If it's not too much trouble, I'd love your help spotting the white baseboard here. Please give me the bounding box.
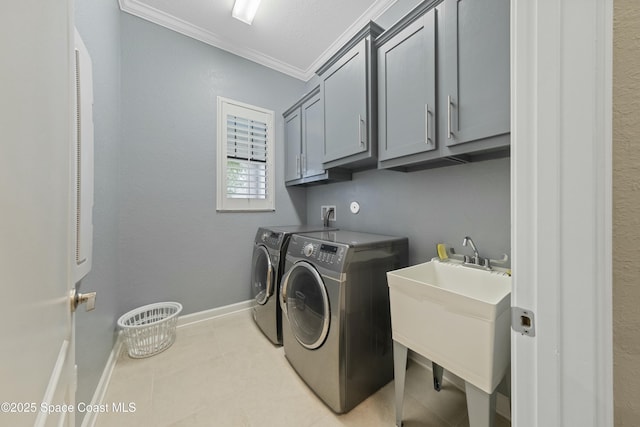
[80,333,124,427]
[177,299,254,328]
[408,351,511,421]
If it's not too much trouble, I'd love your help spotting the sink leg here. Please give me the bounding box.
[465,381,497,427]
[432,362,444,391]
[393,341,408,427]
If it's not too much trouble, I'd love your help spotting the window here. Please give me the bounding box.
[216,97,275,211]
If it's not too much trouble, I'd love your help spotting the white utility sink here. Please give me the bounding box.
[387,260,511,394]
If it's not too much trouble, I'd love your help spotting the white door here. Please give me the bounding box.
[0,1,77,426]
[511,0,613,426]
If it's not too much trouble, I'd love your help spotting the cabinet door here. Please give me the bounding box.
[322,39,368,163]
[284,109,302,182]
[442,0,510,147]
[301,92,325,178]
[378,10,437,161]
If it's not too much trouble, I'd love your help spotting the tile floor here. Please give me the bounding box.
[96,310,511,427]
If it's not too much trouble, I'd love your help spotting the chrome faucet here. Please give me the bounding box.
[462,236,479,263]
[462,236,491,269]
[323,207,335,227]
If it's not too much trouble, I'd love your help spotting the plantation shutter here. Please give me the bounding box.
[226,115,268,199]
[217,97,275,211]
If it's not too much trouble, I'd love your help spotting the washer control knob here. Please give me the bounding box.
[303,243,314,257]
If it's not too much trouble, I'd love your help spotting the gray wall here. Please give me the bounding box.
[74,0,122,417]
[306,158,511,266]
[118,13,307,316]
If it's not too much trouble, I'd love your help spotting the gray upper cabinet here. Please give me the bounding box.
[285,0,510,181]
[301,91,325,178]
[284,107,302,183]
[283,87,351,186]
[378,8,437,168]
[376,0,510,171]
[317,22,383,170]
[441,0,510,156]
[323,40,366,163]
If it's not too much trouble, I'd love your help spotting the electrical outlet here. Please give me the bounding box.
[321,205,336,222]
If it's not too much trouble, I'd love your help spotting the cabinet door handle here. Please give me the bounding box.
[296,155,300,176]
[447,95,453,139]
[358,115,366,148]
[301,154,306,174]
[425,104,432,144]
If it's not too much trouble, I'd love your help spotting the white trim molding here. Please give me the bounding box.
[80,335,124,427]
[304,0,397,79]
[216,97,275,212]
[177,300,253,328]
[118,0,397,81]
[35,340,71,427]
[510,0,613,426]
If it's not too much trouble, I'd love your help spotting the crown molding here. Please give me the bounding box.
[305,0,396,77]
[118,0,308,80]
[118,0,397,81]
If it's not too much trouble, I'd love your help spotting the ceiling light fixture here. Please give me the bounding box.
[232,0,262,25]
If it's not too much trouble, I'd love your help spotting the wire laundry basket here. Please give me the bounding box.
[117,302,183,358]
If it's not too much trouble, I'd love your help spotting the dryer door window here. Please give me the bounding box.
[282,262,330,349]
[252,245,273,305]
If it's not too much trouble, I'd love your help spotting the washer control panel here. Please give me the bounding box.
[303,243,315,257]
[301,242,318,258]
[318,244,340,264]
[297,240,346,269]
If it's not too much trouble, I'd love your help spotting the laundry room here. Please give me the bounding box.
[78,0,516,423]
[2,0,624,426]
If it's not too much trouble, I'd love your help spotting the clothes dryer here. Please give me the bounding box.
[251,225,336,345]
[280,230,408,413]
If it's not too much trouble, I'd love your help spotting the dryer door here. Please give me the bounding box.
[281,261,330,349]
[251,245,274,305]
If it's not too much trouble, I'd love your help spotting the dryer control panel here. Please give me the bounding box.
[256,228,284,250]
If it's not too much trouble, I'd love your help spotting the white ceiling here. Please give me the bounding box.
[119,0,397,81]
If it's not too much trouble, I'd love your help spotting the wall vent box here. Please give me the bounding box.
[321,205,336,221]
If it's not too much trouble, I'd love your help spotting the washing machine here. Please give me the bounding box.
[251,225,336,345]
[280,230,408,413]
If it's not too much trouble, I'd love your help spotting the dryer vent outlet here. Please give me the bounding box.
[321,205,336,222]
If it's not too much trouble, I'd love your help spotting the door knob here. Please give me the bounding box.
[70,288,97,312]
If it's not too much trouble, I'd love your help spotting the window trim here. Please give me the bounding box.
[216,96,275,212]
